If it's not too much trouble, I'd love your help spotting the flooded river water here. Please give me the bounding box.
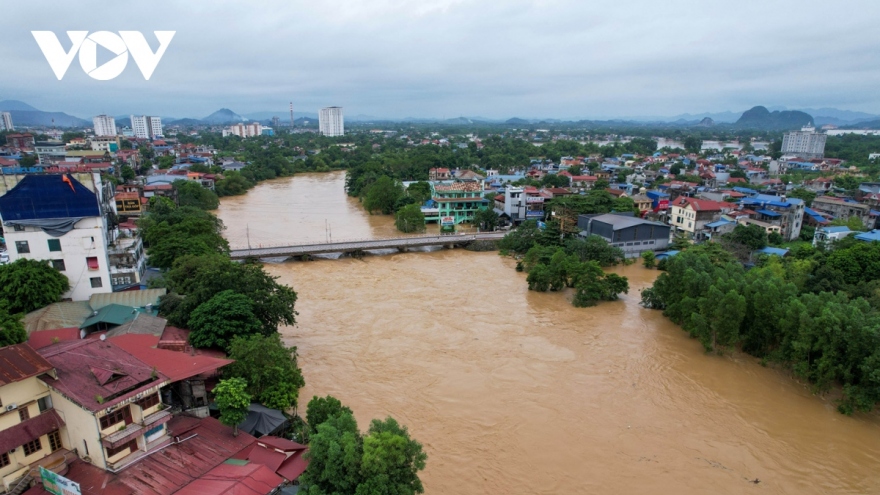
[217,172,880,494]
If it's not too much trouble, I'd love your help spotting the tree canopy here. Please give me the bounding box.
[187,290,263,349]
[226,334,305,410]
[0,259,70,314]
[395,204,426,233]
[214,378,251,436]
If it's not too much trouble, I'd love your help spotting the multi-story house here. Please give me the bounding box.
[6,134,35,150]
[33,142,66,165]
[739,194,806,241]
[669,197,735,238]
[0,344,68,494]
[810,196,872,229]
[38,339,171,472]
[502,186,545,224]
[432,180,489,226]
[0,175,113,300]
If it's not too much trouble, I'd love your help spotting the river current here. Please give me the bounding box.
[216,172,880,494]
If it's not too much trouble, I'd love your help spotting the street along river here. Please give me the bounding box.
[217,172,880,494]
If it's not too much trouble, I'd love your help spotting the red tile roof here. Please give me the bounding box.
[570,175,598,181]
[727,177,747,183]
[175,461,283,495]
[0,410,65,453]
[258,436,306,452]
[0,344,54,385]
[110,334,232,382]
[674,197,729,212]
[28,328,81,350]
[38,339,168,412]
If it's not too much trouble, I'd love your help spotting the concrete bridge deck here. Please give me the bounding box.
[228,232,506,260]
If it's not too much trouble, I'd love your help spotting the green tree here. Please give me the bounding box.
[787,188,816,207]
[157,155,175,169]
[214,377,251,437]
[226,334,305,410]
[395,204,426,233]
[473,208,499,231]
[307,395,354,435]
[406,181,432,204]
[363,176,404,214]
[358,417,428,495]
[593,178,610,190]
[0,259,70,314]
[641,250,656,268]
[830,215,868,232]
[768,232,784,246]
[188,290,263,349]
[498,220,541,254]
[0,303,27,347]
[162,255,298,334]
[139,202,229,269]
[726,224,768,251]
[684,136,703,153]
[120,165,136,182]
[302,412,364,495]
[173,180,220,210]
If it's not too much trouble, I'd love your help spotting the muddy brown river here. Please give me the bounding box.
[217,172,880,494]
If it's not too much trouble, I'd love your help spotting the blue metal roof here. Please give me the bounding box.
[705,220,734,228]
[822,226,852,233]
[756,209,781,218]
[0,174,100,221]
[855,230,880,242]
[732,187,758,195]
[656,250,680,259]
[756,247,789,256]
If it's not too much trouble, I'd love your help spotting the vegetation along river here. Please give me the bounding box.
[216,171,880,494]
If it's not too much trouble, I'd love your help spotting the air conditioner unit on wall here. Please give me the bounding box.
[6,404,17,412]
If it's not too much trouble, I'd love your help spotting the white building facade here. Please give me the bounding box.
[93,115,117,137]
[0,111,12,131]
[781,126,826,159]
[131,116,164,139]
[319,107,344,137]
[222,122,263,138]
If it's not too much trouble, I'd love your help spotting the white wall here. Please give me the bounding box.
[4,217,112,301]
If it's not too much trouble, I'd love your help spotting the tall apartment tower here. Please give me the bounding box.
[131,116,164,139]
[319,107,344,137]
[0,112,13,131]
[781,126,826,159]
[93,115,117,137]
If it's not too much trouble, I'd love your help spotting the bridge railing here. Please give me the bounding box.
[228,232,505,253]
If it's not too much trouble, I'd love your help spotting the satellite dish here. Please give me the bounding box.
[100,334,106,341]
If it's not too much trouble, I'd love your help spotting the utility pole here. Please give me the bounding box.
[290,102,294,129]
[247,224,251,250]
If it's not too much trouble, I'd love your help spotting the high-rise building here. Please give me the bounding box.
[93,115,117,137]
[222,122,263,138]
[0,111,13,131]
[130,115,164,139]
[781,126,826,159]
[319,107,344,137]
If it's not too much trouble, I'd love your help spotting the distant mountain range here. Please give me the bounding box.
[2,99,879,130]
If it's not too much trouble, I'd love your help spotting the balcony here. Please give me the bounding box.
[525,196,544,203]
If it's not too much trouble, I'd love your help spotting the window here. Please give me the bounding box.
[137,393,161,411]
[48,430,62,452]
[0,452,8,468]
[38,396,53,413]
[90,277,103,288]
[18,407,29,421]
[15,241,29,254]
[99,406,132,430]
[87,256,99,270]
[51,259,66,271]
[48,239,62,252]
[22,438,42,456]
[106,439,137,458]
[13,225,24,232]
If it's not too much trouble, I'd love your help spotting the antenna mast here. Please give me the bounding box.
[290,102,294,129]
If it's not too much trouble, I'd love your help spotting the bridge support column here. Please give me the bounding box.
[400,247,408,253]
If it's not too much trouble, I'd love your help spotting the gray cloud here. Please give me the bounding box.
[1,0,879,119]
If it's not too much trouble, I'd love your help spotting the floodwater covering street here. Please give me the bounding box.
[217,172,880,494]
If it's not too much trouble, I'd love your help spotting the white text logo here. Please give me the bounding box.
[32,31,175,81]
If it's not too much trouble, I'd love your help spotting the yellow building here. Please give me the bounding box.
[37,339,171,472]
[0,344,69,493]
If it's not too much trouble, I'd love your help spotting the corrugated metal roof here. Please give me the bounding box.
[0,343,54,385]
[175,462,283,495]
[80,304,138,329]
[89,289,166,311]
[24,301,92,334]
[111,334,232,382]
[0,410,65,453]
[28,327,81,350]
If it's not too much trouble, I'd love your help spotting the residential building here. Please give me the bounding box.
[222,122,263,138]
[429,168,451,181]
[781,126,826,159]
[739,194,806,241]
[0,175,112,300]
[0,112,12,131]
[319,107,344,137]
[130,116,163,139]
[432,180,489,225]
[577,213,670,257]
[737,217,782,236]
[6,134,34,150]
[811,196,872,229]
[0,344,68,494]
[813,226,855,247]
[38,339,171,472]
[669,197,735,238]
[92,115,117,137]
[33,142,66,165]
[90,136,120,152]
[502,185,545,224]
[855,230,880,242]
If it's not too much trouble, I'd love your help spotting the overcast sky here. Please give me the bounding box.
[1,0,879,120]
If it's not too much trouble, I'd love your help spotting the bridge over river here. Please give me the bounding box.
[228,232,507,260]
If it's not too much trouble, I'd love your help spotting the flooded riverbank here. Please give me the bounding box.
[217,173,880,494]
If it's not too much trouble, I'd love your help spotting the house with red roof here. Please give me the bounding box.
[231,436,310,483]
[670,197,735,237]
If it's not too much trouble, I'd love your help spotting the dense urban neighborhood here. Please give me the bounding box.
[1,106,880,493]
